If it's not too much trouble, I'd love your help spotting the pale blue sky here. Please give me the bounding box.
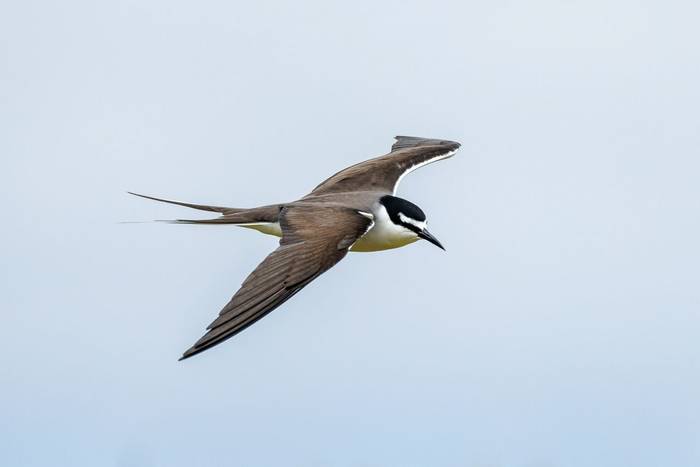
[2,1,699,466]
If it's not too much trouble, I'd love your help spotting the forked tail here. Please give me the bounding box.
[128,192,281,224]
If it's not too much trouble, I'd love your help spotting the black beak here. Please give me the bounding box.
[418,229,445,251]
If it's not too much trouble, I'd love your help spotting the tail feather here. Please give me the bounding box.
[129,192,282,225]
[127,192,235,214]
[158,217,251,224]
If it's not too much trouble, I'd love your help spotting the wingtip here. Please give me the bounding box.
[392,136,461,151]
[179,344,200,361]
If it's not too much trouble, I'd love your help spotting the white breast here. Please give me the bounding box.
[349,204,418,252]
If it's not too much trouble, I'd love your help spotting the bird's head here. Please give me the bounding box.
[379,195,445,250]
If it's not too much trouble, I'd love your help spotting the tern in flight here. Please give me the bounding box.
[131,136,460,360]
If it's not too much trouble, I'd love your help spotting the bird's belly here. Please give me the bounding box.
[349,223,418,252]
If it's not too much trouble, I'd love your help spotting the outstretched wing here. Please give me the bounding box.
[309,136,460,196]
[179,205,374,360]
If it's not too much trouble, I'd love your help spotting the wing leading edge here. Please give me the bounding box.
[309,135,460,196]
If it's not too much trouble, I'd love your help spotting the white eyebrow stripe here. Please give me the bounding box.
[398,212,427,230]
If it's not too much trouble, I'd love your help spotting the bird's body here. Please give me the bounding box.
[235,192,420,252]
[131,136,460,359]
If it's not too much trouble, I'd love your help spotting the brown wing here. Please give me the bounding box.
[179,205,374,360]
[309,136,460,196]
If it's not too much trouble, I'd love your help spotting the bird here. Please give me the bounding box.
[130,135,461,360]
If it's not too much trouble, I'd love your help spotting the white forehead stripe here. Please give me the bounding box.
[398,212,427,230]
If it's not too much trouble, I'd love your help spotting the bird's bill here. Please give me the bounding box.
[418,229,445,251]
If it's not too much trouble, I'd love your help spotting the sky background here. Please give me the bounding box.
[2,1,699,466]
